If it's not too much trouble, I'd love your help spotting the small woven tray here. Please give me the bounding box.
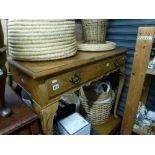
[77,41,116,51]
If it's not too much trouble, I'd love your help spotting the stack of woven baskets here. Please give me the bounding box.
[8,20,77,61]
[78,19,116,51]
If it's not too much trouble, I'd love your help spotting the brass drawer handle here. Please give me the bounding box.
[70,73,81,84]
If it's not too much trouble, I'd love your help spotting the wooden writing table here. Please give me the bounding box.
[8,48,127,134]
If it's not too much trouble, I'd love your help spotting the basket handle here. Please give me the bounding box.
[79,87,89,113]
[79,87,87,98]
[99,82,111,93]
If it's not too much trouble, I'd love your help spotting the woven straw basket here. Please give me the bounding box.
[8,20,77,61]
[82,19,108,44]
[77,41,116,51]
[79,85,115,125]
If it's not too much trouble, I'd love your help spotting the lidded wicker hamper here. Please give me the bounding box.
[8,20,77,61]
[81,19,108,44]
[79,82,115,125]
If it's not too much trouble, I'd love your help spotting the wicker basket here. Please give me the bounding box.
[82,19,108,44]
[77,41,116,51]
[8,20,77,61]
[79,85,115,125]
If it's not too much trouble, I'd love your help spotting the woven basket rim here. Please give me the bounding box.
[9,45,77,55]
[10,49,77,61]
[91,92,115,106]
[78,41,116,46]
[82,19,108,22]
[8,20,75,26]
[82,20,108,25]
[10,48,76,56]
[10,48,76,59]
[9,48,77,56]
[77,41,116,51]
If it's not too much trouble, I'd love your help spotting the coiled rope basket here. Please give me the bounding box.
[8,20,77,61]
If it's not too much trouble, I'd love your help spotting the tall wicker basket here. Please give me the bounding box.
[79,86,115,125]
[82,19,108,44]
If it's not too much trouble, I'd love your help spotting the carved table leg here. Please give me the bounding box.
[34,101,59,135]
[114,66,125,118]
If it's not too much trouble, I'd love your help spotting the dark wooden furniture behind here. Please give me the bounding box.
[0,84,42,135]
[8,48,127,134]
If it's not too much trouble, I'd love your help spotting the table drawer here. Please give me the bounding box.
[46,54,125,99]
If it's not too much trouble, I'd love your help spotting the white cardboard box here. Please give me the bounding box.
[57,112,91,135]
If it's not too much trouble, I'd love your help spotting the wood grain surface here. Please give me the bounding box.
[8,48,127,134]
[8,48,127,79]
[0,84,41,135]
[121,27,155,134]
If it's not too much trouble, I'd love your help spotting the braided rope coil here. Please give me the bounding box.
[8,20,77,61]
